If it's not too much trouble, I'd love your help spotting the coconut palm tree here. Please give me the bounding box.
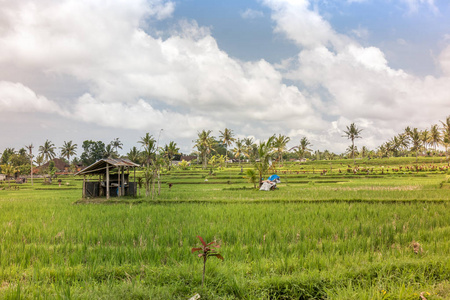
[441,116,450,158]
[104,144,118,159]
[138,133,157,167]
[111,138,123,154]
[273,134,290,163]
[243,137,256,162]
[126,146,141,164]
[343,123,363,164]
[194,130,216,169]
[408,128,422,163]
[232,138,246,167]
[219,128,235,167]
[254,136,275,186]
[421,129,430,155]
[290,137,312,162]
[0,162,17,188]
[163,141,180,170]
[60,141,77,165]
[25,144,34,185]
[39,140,56,163]
[429,124,441,153]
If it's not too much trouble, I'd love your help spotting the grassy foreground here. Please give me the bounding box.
[1,159,450,299]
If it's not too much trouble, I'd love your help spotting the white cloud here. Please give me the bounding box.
[0,81,64,114]
[400,0,438,14]
[0,0,448,154]
[263,0,450,150]
[240,8,264,19]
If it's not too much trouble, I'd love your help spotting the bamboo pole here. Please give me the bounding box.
[106,165,110,199]
[82,175,86,198]
[117,166,121,198]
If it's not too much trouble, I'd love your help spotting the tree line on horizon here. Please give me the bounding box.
[1,116,449,181]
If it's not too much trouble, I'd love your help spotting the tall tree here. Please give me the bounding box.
[138,133,158,197]
[111,138,123,154]
[60,141,77,165]
[343,123,363,164]
[0,162,17,188]
[219,128,235,167]
[163,141,180,170]
[39,140,56,163]
[429,124,441,153]
[421,129,430,154]
[104,144,118,159]
[254,135,275,187]
[273,134,290,163]
[80,140,106,166]
[138,134,156,167]
[441,116,450,158]
[243,137,256,162]
[1,148,16,164]
[408,128,422,163]
[126,146,141,164]
[25,144,34,185]
[194,130,216,170]
[290,137,312,161]
[232,138,245,167]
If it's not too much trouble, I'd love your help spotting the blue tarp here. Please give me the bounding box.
[268,174,280,181]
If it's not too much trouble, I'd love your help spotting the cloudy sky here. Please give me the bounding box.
[1,0,449,156]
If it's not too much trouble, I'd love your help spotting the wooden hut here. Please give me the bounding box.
[75,158,140,199]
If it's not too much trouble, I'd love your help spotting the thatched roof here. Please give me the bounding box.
[75,158,140,176]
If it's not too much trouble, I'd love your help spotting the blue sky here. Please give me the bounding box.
[0,0,449,157]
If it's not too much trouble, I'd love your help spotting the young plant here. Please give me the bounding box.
[191,236,224,287]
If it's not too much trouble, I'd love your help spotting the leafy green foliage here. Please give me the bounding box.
[80,140,106,166]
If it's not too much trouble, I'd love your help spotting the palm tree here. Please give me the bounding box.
[408,128,422,163]
[273,134,290,163]
[290,137,312,162]
[421,129,430,155]
[194,130,216,169]
[138,133,157,167]
[441,116,450,158]
[111,138,123,154]
[243,137,256,162]
[232,138,246,167]
[60,141,77,165]
[254,136,275,186]
[104,144,118,159]
[0,162,17,188]
[25,144,34,185]
[35,154,44,168]
[244,169,258,189]
[39,140,56,163]
[126,146,141,164]
[429,124,441,153]
[163,141,180,170]
[360,146,369,158]
[219,128,235,167]
[343,123,363,164]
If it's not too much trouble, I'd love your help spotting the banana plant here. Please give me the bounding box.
[191,236,223,287]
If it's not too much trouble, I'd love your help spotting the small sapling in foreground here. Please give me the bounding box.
[191,236,224,287]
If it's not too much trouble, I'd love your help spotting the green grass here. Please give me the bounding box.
[1,159,450,299]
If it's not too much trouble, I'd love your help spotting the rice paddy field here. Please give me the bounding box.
[1,157,450,299]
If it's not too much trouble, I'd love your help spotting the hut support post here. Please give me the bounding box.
[118,166,121,197]
[122,167,125,196]
[106,165,110,199]
[133,167,136,197]
[82,175,86,198]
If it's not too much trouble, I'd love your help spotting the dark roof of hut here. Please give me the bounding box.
[75,158,140,176]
